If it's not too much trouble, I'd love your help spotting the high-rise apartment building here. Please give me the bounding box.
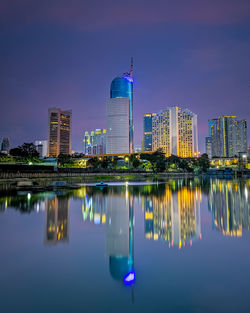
[106,98,129,154]
[205,137,212,159]
[152,106,198,157]
[209,116,247,157]
[35,140,48,157]
[143,113,156,151]
[48,108,72,157]
[83,129,106,155]
[110,59,134,152]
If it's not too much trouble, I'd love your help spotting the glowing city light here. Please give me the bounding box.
[124,76,133,83]
[123,271,135,285]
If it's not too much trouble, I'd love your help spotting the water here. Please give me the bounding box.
[0,178,250,313]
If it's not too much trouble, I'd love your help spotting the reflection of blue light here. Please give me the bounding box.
[124,76,133,83]
[123,271,135,285]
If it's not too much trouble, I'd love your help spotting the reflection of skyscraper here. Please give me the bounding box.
[143,186,201,247]
[106,196,134,283]
[208,180,250,236]
[45,197,69,245]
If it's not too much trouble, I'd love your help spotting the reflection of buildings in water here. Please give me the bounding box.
[81,191,134,283]
[82,193,107,225]
[106,196,134,282]
[45,197,69,245]
[143,187,201,248]
[208,180,250,236]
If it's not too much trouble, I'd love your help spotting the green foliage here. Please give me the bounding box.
[86,157,101,169]
[197,153,210,172]
[9,143,39,158]
[129,154,140,168]
[57,154,74,167]
[141,150,166,173]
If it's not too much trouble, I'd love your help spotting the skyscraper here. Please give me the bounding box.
[106,98,129,154]
[143,113,156,151]
[205,137,212,159]
[209,116,247,157]
[110,59,134,152]
[48,108,72,157]
[152,106,198,157]
[83,129,106,155]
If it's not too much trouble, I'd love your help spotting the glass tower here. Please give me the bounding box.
[110,59,134,152]
[143,113,156,151]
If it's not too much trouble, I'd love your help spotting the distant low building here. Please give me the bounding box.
[1,137,10,154]
[35,140,48,157]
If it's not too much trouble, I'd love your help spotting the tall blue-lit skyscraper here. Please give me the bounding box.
[110,59,134,153]
[143,113,156,151]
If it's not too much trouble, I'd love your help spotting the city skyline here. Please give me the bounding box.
[1,1,250,152]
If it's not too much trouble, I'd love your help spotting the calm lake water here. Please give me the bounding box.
[0,178,250,313]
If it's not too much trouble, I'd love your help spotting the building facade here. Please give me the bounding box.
[143,113,156,151]
[35,140,48,157]
[205,136,212,159]
[106,98,129,154]
[48,108,72,157]
[209,116,247,158]
[1,137,10,153]
[152,106,198,157]
[110,59,133,152]
[83,129,106,155]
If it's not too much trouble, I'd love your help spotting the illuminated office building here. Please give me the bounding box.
[106,98,129,154]
[83,129,106,155]
[209,116,247,157]
[152,106,198,157]
[109,59,134,153]
[48,108,72,157]
[45,197,69,245]
[143,113,156,151]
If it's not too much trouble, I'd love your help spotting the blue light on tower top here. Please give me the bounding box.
[124,76,134,83]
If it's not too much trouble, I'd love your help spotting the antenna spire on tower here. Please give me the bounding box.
[130,57,133,77]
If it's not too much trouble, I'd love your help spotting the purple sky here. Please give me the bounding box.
[1,0,250,152]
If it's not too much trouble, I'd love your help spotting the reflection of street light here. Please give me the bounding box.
[124,156,129,162]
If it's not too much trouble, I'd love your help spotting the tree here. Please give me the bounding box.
[57,154,74,167]
[129,154,140,169]
[9,143,39,158]
[86,157,101,169]
[197,153,210,172]
[140,150,166,173]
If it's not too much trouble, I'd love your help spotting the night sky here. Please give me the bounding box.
[1,0,250,152]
